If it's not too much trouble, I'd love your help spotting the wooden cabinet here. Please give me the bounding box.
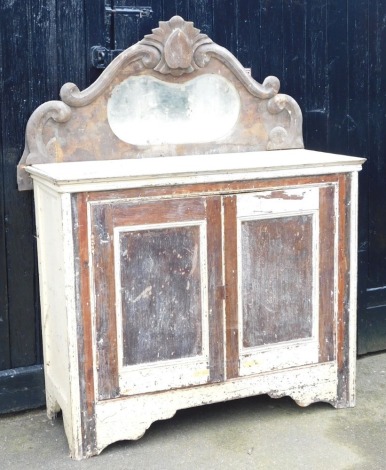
[27,151,364,459]
[18,15,365,460]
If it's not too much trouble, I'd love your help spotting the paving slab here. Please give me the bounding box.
[1,353,385,470]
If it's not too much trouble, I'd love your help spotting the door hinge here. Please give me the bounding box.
[91,5,153,69]
[105,6,152,17]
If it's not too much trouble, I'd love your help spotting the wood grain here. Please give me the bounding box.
[241,215,314,347]
[206,197,224,382]
[336,174,352,406]
[223,195,239,379]
[120,225,203,365]
[91,203,119,399]
[72,192,97,456]
[319,185,336,362]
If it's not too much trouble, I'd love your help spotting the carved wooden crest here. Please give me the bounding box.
[18,15,304,190]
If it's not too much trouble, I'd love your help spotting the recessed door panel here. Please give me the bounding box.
[119,225,203,366]
[241,214,314,348]
[223,186,335,378]
[89,196,223,398]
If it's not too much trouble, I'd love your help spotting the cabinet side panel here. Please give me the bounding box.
[34,184,81,453]
[72,193,97,456]
[336,173,356,407]
[319,185,337,362]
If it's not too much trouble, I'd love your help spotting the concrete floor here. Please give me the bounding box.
[1,353,385,470]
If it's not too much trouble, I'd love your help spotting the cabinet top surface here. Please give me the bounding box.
[26,149,365,193]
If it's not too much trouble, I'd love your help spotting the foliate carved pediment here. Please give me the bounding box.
[18,15,304,191]
[141,15,212,76]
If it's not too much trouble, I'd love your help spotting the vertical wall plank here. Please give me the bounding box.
[0,26,11,370]
[56,0,87,89]
[1,0,37,368]
[282,0,306,111]
[259,0,284,81]
[139,0,161,40]
[347,0,370,353]
[162,0,189,21]
[114,0,140,50]
[235,0,261,76]
[213,0,237,55]
[188,0,214,36]
[326,0,349,154]
[85,0,105,84]
[367,1,386,289]
[304,1,328,150]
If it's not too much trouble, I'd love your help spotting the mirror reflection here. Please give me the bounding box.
[107,74,240,145]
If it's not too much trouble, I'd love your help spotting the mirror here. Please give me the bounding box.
[107,74,240,145]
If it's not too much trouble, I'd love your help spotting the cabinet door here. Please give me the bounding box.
[223,185,337,379]
[89,196,223,398]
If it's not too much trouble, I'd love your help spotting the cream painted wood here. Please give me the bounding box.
[29,151,364,459]
[236,187,321,376]
[26,149,365,193]
[33,184,82,457]
[95,361,338,454]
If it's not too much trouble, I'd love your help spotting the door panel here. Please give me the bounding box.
[224,185,337,378]
[89,196,222,397]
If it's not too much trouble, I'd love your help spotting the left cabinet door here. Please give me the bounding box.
[84,194,224,399]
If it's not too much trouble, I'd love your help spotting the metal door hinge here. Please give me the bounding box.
[91,5,153,69]
[105,6,152,17]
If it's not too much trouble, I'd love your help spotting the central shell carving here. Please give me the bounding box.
[164,29,193,69]
[141,15,212,76]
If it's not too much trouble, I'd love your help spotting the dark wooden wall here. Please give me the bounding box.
[0,0,384,413]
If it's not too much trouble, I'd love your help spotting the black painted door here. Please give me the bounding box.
[0,0,385,414]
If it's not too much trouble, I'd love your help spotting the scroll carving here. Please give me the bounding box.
[267,94,304,150]
[17,101,72,190]
[18,15,304,191]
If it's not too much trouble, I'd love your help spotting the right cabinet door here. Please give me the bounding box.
[223,184,337,379]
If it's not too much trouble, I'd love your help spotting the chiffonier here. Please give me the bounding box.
[17,16,365,459]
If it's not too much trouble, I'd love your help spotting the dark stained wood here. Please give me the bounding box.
[234,1,260,75]
[223,195,239,379]
[318,185,336,362]
[1,0,38,370]
[213,0,236,56]
[0,147,10,369]
[111,198,207,225]
[84,174,342,203]
[120,225,203,365]
[259,0,284,81]
[336,174,352,406]
[89,195,225,390]
[206,197,224,382]
[72,193,97,455]
[348,0,370,355]
[0,0,102,412]
[304,1,328,151]
[91,203,119,399]
[282,0,306,115]
[326,0,349,155]
[357,0,386,354]
[241,215,314,347]
[84,0,105,84]
[0,366,45,414]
